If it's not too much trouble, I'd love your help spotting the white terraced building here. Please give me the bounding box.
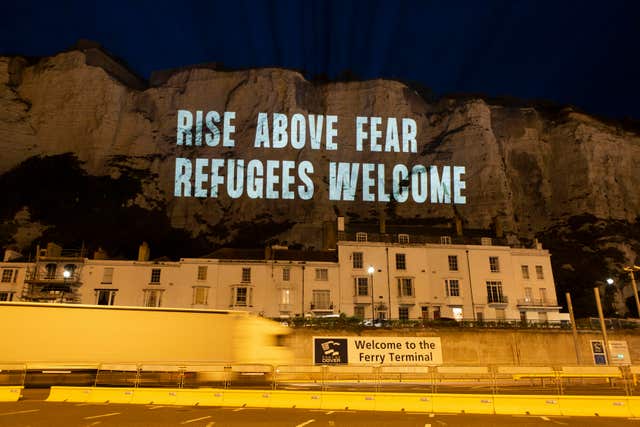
[0,227,568,323]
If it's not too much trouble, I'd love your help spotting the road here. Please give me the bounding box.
[0,391,638,426]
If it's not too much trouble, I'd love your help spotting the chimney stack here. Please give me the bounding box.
[138,242,150,261]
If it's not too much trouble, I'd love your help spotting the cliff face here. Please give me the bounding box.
[1,48,640,314]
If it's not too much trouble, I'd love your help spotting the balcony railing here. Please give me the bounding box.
[487,295,509,305]
[310,302,333,311]
[517,298,558,307]
[25,271,82,283]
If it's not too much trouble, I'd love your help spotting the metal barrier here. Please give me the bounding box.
[7,362,640,398]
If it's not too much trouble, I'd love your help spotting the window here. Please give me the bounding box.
[495,308,506,320]
[448,255,458,271]
[489,257,500,273]
[280,288,291,305]
[395,253,406,270]
[312,290,331,310]
[95,289,117,305]
[0,292,14,301]
[101,267,114,284]
[521,265,530,280]
[1,269,13,283]
[440,236,451,245]
[481,237,492,246]
[282,268,290,281]
[397,278,414,297]
[398,234,409,244]
[197,266,208,281]
[399,307,409,320]
[524,287,533,302]
[536,265,544,280]
[352,252,363,269]
[315,268,328,281]
[45,263,57,279]
[433,306,441,320]
[354,306,365,319]
[143,289,163,307]
[242,268,251,283]
[539,288,548,303]
[486,281,505,303]
[232,286,253,307]
[150,268,161,283]
[452,307,463,322]
[421,306,429,320]
[445,279,460,297]
[192,286,209,305]
[356,232,368,242]
[355,277,369,296]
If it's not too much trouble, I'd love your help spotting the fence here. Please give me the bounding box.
[3,362,640,397]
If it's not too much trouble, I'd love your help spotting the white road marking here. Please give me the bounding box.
[205,422,215,427]
[181,415,212,424]
[325,411,334,415]
[429,413,435,417]
[232,407,245,412]
[435,421,447,426]
[551,421,568,426]
[424,424,431,427]
[148,405,168,410]
[295,420,316,427]
[87,422,101,426]
[541,416,550,421]
[83,412,121,420]
[0,409,41,416]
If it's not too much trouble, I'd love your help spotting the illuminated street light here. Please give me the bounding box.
[606,278,614,285]
[63,270,71,279]
[623,265,640,318]
[368,266,375,321]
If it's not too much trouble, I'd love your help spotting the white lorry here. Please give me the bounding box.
[0,302,293,385]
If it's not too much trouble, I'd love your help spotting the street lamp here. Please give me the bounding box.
[624,265,640,318]
[368,266,375,321]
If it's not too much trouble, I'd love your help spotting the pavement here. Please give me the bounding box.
[1,389,640,426]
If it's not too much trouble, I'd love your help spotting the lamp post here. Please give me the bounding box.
[368,266,375,321]
[624,265,640,318]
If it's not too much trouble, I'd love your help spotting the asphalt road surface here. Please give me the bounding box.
[0,391,638,427]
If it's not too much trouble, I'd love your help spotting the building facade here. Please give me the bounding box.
[0,234,568,323]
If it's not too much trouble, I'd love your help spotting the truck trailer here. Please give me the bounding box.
[0,302,292,368]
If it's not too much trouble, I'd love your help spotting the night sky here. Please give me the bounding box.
[2,0,639,120]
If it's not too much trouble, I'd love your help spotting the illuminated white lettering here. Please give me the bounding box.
[309,114,323,150]
[370,117,382,152]
[176,110,193,146]
[265,160,280,199]
[298,161,314,200]
[362,163,376,201]
[194,110,204,146]
[329,162,359,201]
[272,113,288,148]
[290,114,306,149]
[194,158,208,198]
[384,118,400,152]
[254,112,270,148]
[402,118,417,153]
[392,164,409,202]
[326,115,338,150]
[430,165,450,203]
[355,116,368,152]
[210,158,225,197]
[205,111,221,147]
[453,166,466,204]
[174,158,192,196]
[377,164,390,202]
[223,111,235,147]
[247,159,264,198]
[411,165,428,203]
[227,159,244,198]
[281,160,295,199]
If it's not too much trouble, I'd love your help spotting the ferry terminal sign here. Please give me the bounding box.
[313,336,443,366]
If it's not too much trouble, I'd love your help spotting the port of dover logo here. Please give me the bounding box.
[314,338,348,364]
